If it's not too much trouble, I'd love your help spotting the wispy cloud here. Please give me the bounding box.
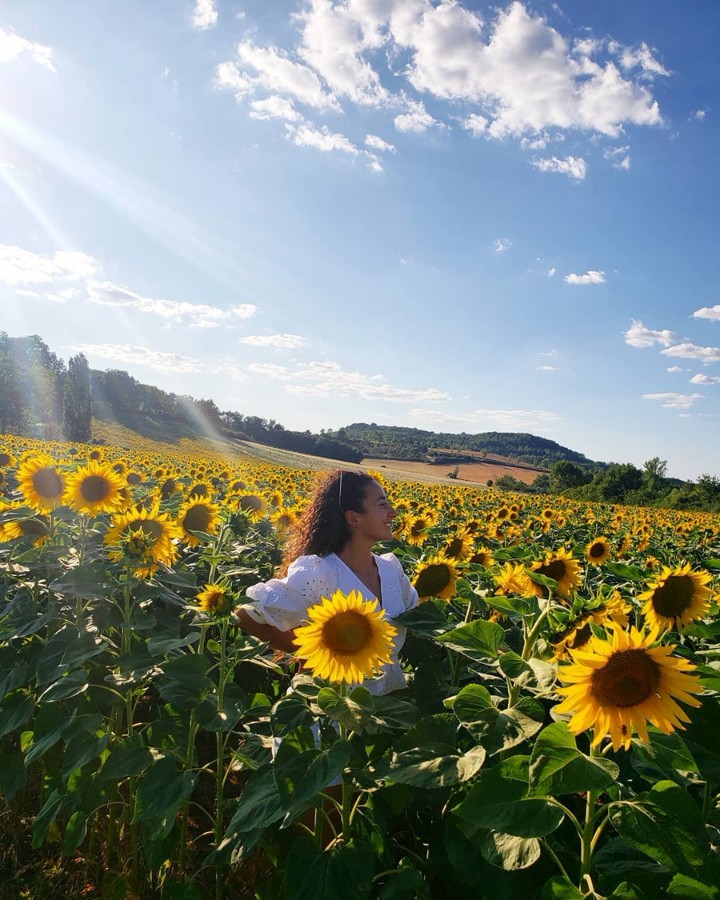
[494,237,512,253]
[532,156,587,181]
[0,243,97,286]
[248,360,450,403]
[239,334,306,349]
[410,407,561,430]
[689,373,720,385]
[87,281,257,327]
[71,342,203,373]
[365,134,396,153]
[564,270,606,285]
[642,392,703,410]
[661,342,720,364]
[0,26,56,72]
[624,320,678,348]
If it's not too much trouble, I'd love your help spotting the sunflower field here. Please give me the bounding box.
[2,433,720,900]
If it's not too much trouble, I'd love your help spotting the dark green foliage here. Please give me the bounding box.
[63,353,92,442]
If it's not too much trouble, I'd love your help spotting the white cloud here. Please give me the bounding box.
[411,407,561,430]
[624,320,678,348]
[71,343,203,373]
[0,26,56,72]
[693,304,720,322]
[288,122,359,154]
[14,286,81,304]
[249,95,301,122]
[249,358,449,403]
[86,280,257,327]
[0,243,97,286]
[215,42,339,110]
[604,145,630,169]
[532,156,587,180]
[537,365,557,371]
[461,113,489,137]
[546,267,556,277]
[667,366,685,373]
[394,100,439,134]
[692,109,706,121]
[661,343,720,364]
[642,392,703,410]
[564,270,606,285]
[540,349,558,357]
[615,42,669,78]
[365,134,396,153]
[192,0,218,30]
[494,237,511,253]
[690,374,720,385]
[239,333,306,349]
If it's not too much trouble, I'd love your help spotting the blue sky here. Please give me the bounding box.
[1,1,719,480]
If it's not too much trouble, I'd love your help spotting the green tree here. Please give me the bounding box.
[63,353,92,441]
[550,460,592,492]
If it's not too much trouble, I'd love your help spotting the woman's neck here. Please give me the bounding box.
[336,538,375,575]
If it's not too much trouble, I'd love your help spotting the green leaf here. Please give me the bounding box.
[370,693,420,732]
[38,668,89,703]
[630,730,699,785]
[0,753,27,801]
[484,594,534,617]
[680,700,720,783]
[49,562,118,599]
[63,811,89,854]
[610,781,709,874]
[0,690,34,738]
[275,737,351,823]
[434,619,505,660]
[529,722,619,795]
[195,683,246,732]
[541,876,585,898]
[135,757,197,824]
[386,744,486,789]
[224,769,285,837]
[101,739,155,781]
[604,562,645,580]
[463,697,545,755]
[377,866,429,899]
[452,683,493,722]
[285,837,374,900]
[317,687,373,729]
[157,653,213,709]
[498,652,535,684]
[392,600,451,635]
[666,874,719,898]
[25,706,77,765]
[455,763,564,837]
[476,831,541,871]
[31,788,64,848]
[63,732,110,779]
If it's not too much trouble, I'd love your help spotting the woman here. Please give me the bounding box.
[235,470,418,694]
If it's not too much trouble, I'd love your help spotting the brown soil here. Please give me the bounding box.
[363,457,544,486]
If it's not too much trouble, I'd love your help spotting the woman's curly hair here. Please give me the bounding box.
[279,470,374,573]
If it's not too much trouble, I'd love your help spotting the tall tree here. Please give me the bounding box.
[63,353,92,442]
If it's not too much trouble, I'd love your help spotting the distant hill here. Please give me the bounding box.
[0,332,600,471]
[326,423,598,469]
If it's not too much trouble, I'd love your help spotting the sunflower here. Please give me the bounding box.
[16,454,65,512]
[441,530,473,562]
[105,504,179,575]
[585,537,611,566]
[293,589,397,684]
[555,626,703,751]
[403,514,432,547]
[271,506,298,533]
[493,562,532,596]
[236,493,266,522]
[64,460,126,515]
[196,583,231,615]
[638,564,713,633]
[551,617,596,661]
[527,548,582,600]
[0,450,17,468]
[177,498,221,546]
[468,546,495,568]
[0,503,50,546]
[412,556,459,601]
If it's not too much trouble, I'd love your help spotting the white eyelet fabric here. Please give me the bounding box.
[240,552,419,695]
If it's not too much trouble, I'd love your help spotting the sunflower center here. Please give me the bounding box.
[651,575,695,617]
[589,542,606,559]
[33,467,63,498]
[416,564,452,596]
[322,611,372,654]
[445,538,463,558]
[184,505,211,532]
[0,452,11,466]
[537,560,568,582]
[21,518,50,538]
[239,495,262,511]
[569,623,592,651]
[592,648,661,709]
[80,475,112,503]
[126,519,164,542]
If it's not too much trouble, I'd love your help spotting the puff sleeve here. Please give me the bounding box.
[240,555,338,631]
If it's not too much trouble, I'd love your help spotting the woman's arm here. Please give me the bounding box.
[234,608,298,654]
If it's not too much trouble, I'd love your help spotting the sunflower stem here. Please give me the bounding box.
[450,600,475,688]
[540,838,571,881]
[337,683,353,844]
[702,780,714,821]
[507,599,551,708]
[579,745,601,887]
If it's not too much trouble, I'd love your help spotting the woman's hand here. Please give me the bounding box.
[234,607,298,654]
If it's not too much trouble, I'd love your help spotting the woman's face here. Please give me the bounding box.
[351,479,397,543]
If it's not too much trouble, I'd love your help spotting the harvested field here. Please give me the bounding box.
[363,457,545,486]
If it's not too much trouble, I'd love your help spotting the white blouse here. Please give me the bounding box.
[241,552,419,695]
